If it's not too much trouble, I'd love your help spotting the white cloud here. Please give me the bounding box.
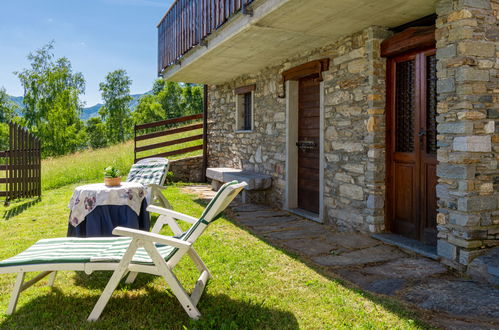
[47,18,54,23]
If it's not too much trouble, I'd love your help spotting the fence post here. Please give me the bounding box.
[134,125,137,164]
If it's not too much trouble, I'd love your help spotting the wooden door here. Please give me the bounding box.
[387,48,437,245]
[297,75,320,213]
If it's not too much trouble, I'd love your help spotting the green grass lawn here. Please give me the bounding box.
[0,184,428,329]
[41,123,203,191]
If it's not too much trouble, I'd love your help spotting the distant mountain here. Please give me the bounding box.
[80,103,102,120]
[9,96,24,109]
[9,92,151,121]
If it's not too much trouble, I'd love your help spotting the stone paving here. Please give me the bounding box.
[182,185,499,329]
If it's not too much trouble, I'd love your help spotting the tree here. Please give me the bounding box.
[15,42,86,157]
[0,87,18,123]
[152,79,166,95]
[99,70,133,144]
[182,84,203,115]
[157,81,184,119]
[0,88,23,150]
[86,117,107,149]
[132,94,164,125]
[133,80,204,126]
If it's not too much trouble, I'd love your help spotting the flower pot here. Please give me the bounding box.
[104,177,121,187]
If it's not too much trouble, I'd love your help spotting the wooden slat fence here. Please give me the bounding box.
[0,123,41,205]
[134,113,204,162]
[158,0,256,74]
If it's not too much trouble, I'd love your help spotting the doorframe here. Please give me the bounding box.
[284,79,325,223]
[382,26,436,236]
[384,47,437,237]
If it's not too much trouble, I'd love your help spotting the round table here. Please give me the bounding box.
[67,182,150,238]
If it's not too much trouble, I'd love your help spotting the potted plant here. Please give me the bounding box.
[104,166,121,186]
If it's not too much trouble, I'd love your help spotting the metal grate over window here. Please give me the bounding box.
[243,92,252,131]
[426,55,437,155]
[395,60,415,153]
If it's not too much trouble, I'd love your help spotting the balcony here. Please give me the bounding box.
[157,0,435,84]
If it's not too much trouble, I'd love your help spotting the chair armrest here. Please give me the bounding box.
[112,227,191,249]
[147,205,198,224]
[147,183,165,190]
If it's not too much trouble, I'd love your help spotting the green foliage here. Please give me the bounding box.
[0,87,17,123]
[85,117,107,149]
[99,69,133,144]
[152,79,166,95]
[133,80,203,126]
[104,166,120,178]
[0,87,19,150]
[182,83,203,116]
[0,123,8,151]
[15,42,86,157]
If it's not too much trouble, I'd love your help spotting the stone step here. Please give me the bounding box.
[467,247,499,286]
[372,233,439,260]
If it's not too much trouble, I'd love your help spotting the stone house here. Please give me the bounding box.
[157,0,498,276]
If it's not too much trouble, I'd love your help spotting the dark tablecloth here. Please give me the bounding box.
[67,199,149,238]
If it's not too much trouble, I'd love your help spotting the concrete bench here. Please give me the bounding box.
[206,168,272,203]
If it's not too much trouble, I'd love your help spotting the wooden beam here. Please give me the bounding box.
[135,123,204,142]
[136,145,204,161]
[135,134,203,152]
[135,113,203,130]
[381,26,435,58]
[282,58,330,82]
[234,84,256,95]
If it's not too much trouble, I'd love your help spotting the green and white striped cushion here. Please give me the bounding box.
[126,163,168,186]
[0,180,242,268]
[0,237,177,267]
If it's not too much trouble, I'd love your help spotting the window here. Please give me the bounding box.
[235,84,255,132]
[243,92,252,130]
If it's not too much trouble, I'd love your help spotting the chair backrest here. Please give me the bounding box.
[180,180,247,244]
[126,158,169,186]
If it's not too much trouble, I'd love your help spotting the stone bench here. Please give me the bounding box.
[206,168,272,203]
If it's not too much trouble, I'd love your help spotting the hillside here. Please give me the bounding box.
[41,120,203,190]
[8,92,150,121]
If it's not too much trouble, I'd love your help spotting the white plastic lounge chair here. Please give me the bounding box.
[126,157,171,209]
[0,181,246,321]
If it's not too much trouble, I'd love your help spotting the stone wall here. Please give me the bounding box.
[435,0,498,269]
[169,155,204,182]
[205,0,499,274]
[207,26,390,232]
[323,27,391,232]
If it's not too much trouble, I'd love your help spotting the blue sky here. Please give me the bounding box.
[0,0,174,106]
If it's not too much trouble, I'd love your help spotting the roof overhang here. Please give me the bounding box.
[161,0,436,84]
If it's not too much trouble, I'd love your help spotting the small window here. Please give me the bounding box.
[235,85,255,132]
[243,92,252,130]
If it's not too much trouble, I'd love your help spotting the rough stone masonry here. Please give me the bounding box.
[434,0,498,270]
[206,0,498,272]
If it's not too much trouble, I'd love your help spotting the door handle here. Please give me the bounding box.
[419,130,426,150]
[296,141,317,150]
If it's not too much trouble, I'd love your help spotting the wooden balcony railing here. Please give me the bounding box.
[157,0,256,74]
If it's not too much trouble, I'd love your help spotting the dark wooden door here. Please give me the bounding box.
[387,49,437,245]
[297,75,320,213]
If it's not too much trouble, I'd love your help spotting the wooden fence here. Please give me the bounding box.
[158,0,256,74]
[0,123,42,205]
[134,113,204,162]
